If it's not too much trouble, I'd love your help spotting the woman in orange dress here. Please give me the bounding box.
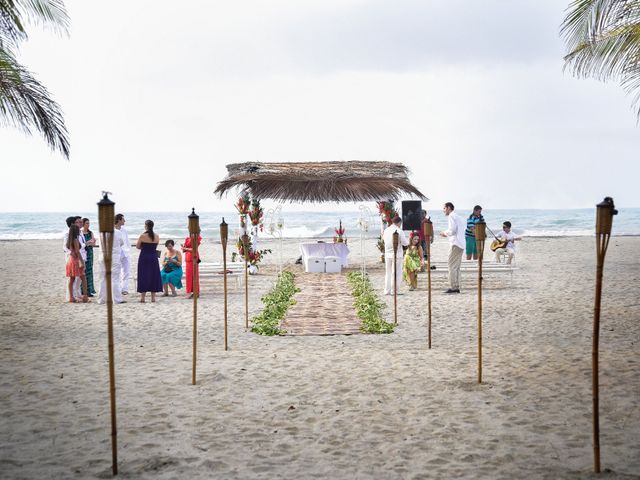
[181,231,202,299]
[66,224,88,303]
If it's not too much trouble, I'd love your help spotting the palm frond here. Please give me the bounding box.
[0,49,69,158]
[561,0,640,118]
[15,0,69,35]
[0,0,27,51]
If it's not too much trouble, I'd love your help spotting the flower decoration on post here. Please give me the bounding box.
[236,236,271,271]
[334,219,346,243]
[249,198,264,229]
[235,193,251,215]
[377,200,398,226]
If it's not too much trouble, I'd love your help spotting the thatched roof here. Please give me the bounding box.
[214,161,427,202]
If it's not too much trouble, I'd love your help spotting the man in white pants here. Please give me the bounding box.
[383,216,409,295]
[440,202,466,293]
[115,213,131,295]
[98,227,125,304]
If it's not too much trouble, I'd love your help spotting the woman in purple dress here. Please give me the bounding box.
[136,220,162,302]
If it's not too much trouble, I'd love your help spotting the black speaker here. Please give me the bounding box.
[401,201,422,231]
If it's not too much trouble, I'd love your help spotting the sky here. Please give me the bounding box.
[2,0,639,213]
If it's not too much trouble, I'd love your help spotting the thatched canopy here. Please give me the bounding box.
[214,161,427,203]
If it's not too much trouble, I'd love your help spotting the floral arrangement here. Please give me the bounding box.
[333,219,346,243]
[249,198,264,228]
[376,236,385,253]
[377,200,398,226]
[236,237,271,267]
[235,193,251,215]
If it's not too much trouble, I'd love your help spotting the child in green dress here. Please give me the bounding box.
[403,232,424,290]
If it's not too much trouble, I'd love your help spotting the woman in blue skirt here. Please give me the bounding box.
[160,239,183,296]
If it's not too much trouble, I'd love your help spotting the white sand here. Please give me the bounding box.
[0,236,638,479]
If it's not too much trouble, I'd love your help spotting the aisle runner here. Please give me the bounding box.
[281,273,362,335]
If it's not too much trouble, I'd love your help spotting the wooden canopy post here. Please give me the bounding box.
[97,192,118,476]
[220,218,229,351]
[242,233,250,329]
[393,230,399,325]
[423,218,433,348]
[188,208,200,385]
[475,220,486,384]
[592,197,617,473]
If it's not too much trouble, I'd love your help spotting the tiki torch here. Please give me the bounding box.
[220,218,229,351]
[423,218,433,348]
[475,220,487,384]
[242,233,250,329]
[592,196,617,473]
[97,192,118,476]
[188,208,199,385]
[393,230,399,325]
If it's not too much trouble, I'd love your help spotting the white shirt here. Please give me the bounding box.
[382,224,409,258]
[496,231,516,251]
[119,226,131,259]
[113,228,125,260]
[444,211,466,250]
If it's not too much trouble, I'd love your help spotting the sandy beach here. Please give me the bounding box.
[0,236,638,479]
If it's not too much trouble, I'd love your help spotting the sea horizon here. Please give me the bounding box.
[1,208,639,240]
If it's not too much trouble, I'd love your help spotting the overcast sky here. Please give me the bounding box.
[2,0,639,213]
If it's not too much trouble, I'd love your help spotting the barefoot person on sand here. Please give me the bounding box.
[136,220,163,303]
[65,224,88,303]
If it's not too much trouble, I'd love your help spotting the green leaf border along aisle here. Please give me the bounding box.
[251,271,299,336]
[347,272,395,334]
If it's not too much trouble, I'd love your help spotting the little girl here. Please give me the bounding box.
[66,224,88,303]
[403,231,424,291]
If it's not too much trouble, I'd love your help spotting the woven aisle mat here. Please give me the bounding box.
[281,272,362,336]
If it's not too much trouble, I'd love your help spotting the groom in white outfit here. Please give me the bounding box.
[115,213,130,295]
[98,225,125,304]
[383,216,409,295]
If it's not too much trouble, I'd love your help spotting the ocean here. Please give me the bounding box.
[1,209,638,241]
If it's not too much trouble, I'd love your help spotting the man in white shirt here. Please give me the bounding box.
[439,202,466,293]
[63,216,87,301]
[115,213,131,295]
[382,216,409,295]
[98,227,125,304]
[494,221,522,264]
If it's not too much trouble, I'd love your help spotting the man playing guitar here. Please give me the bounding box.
[491,221,522,264]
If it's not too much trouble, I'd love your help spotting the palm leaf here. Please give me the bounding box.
[561,0,640,118]
[0,49,69,158]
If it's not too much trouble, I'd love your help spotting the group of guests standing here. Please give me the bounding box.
[382,203,522,295]
[64,214,201,304]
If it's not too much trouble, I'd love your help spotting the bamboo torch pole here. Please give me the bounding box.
[188,208,200,385]
[393,230,399,325]
[475,220,486,384]
[242,233,250,329]
[423,219,433,348]
[98,192,118,476]
[593,197,617,473]
[220,218,229,351]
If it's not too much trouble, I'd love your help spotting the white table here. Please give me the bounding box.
[300,242,349,268]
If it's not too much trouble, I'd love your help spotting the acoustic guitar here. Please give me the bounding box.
[490,238,508,252]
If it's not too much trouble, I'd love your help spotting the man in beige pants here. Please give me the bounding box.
[440,202,466,293]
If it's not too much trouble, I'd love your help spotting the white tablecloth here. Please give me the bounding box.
[300,242,349,267]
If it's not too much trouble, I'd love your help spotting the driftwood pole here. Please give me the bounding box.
[188,208,200,385]
[220,218,229,351]
[475,220,486,384]
[97,192,118,476]
[593,197,617,473]
[423,219,433,348]
[242,233,250,329]
[393,230,399,325]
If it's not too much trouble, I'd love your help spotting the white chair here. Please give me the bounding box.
[324,255,341,273]
[305,256,325,273]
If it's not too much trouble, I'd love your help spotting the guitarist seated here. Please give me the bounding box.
[492,221,522,264]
